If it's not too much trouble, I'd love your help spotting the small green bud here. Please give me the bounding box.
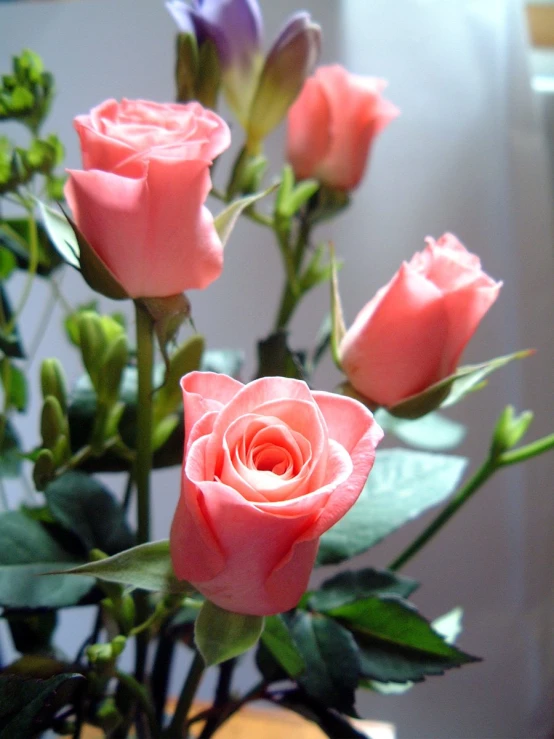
[96,697,123,733]
[78,312,107,388]
[40,357,67,412]
[491,405,534,459]
[196,39,221,109]
[32,448,55,491]
[98,335,128,407]
[176,32,199,103]
[40,395,66,450]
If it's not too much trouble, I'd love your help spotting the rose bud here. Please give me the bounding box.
[339,234,502,408]
[170,372,383,616]
[64,98,230,298]
[287,64,399,191]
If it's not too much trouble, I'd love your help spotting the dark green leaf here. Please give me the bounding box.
[44,472,135,555]
[309,569,419,613]
[0,247,16,279]
[0,420,22,478]
[329,597,479,683]
[289,611,360,715]
[0,359,28,412]
[0,218,63,276]
[54,539,188,594]
[0,511,92,608]
[317,449,467,566]
[375,410,466,451]
[260,614,305,678]
[256,331,305,380]
[5,610,57,655]
[0,286,24,358]
[0,673,83,739]
[195,601,264,666]
[36,201,79,269]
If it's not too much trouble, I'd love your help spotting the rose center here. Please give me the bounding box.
[252,444,292,476]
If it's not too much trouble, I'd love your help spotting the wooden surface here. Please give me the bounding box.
[78,702,396,738]
[527,4,554,47]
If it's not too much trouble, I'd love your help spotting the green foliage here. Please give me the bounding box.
[0,511,92,608]
[0,286,25,359]
[256,331,305,379]
[0,673,83,739]
[0,359,28,413]
[195,600,264,666]
[0,218,63,277]
[44,472,135,556]
[375,409,467,451]
[308,569,419,612]
[260,614,305,678]
[388,349,534,419]
[214,185,276,246]
[326,596,478,684]
[201,348,244,378]
[287,611,361,715]
[0,50,55,132]
[0,421,22,478]
[317,449,468,566]
[55,540,188,594]
[6,611,57,655]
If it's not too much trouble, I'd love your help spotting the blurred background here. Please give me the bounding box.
[0,1,553,737]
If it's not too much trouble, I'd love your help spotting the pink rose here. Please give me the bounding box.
[64,99,231,298]
[286,64,399,191]
[170,372,383,616]
[339,234,502,408]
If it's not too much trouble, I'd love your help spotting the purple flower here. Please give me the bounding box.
[167,0,321,142]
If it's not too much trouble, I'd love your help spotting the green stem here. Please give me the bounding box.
[133,302,155,685]
[134,302,154,546]
[498,432,554,467]
[164,650,205,738]
[5,210,39,336]
[116,671,160,739]
[390,430,554,572]
[389,458,497,572]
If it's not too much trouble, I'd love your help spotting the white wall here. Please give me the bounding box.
[1,1,553,737]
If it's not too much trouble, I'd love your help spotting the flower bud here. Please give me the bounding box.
[246,12,321,151]
[78,312,107,389]
[40,395,66,451]
[175,32,199,103]
[40,358,67,412]
[98,335,128,408]
[490,405,534,459]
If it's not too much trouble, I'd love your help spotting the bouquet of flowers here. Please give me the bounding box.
[0,1,552,737]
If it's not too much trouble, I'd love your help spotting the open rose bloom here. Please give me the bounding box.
[65,99,230,298]
[340,234,502,408]
[171,372,383,616]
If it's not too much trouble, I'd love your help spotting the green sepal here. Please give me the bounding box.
[490,405,534,459]
[214,185,277,245]
[388,349,534,419]
[50,540,188,594]
[195,600,264,666]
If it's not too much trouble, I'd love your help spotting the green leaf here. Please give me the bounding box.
[0,247,16,279]
[389,350,534,419]
[195,600,264,666]
[375,410,467,451]
[256,331,305,380]
[260,614,305,678]
[329,597,478,684]
[0,218,62,276]
[44,472,135,556]
[201,348,244,378]
[0,511,92,608]
[0,359,28,412]
[309,569,419,613]
[0,420,22,478]
[0,673,84,739]
[288,611,360,716]
[36,200,80,269]
[53,540,188,594]
[5,610,57,655]
[0,286,24,359]
[214,185,276,248]
[317,449,467,566]
[154,334,204,419]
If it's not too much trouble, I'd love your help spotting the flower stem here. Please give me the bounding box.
[134,301,154,546]
[133,301,155,685]
[389,430,554,573]
[164,650,205,738]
